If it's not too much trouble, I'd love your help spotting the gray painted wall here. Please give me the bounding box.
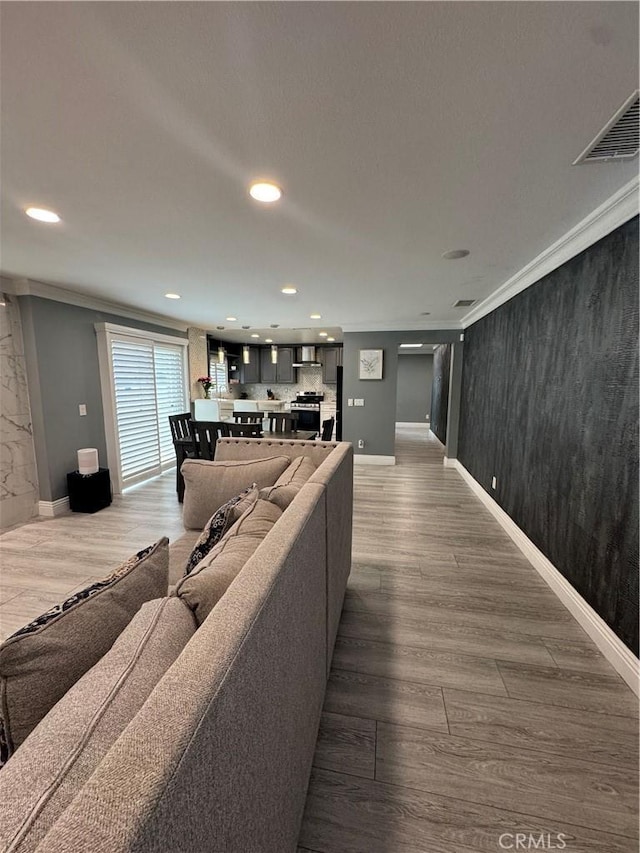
[342,330,459,457]
[396,354,433,423]
[20,296,186,502]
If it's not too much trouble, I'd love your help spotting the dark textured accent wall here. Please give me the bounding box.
[458,217,639,654]
[431,344,451,445]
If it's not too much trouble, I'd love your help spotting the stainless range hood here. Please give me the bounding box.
[292,346,322,367]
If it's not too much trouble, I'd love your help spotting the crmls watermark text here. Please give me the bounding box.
[498,833,568,850]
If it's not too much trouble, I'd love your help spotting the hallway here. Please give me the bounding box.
[298,425,638,853]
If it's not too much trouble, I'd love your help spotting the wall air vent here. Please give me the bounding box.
[453,299,476,308]
[573,91,639,164]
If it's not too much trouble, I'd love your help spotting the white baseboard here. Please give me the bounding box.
[354,454,396,465]
[38,497,70,517]
[443,456,457,467]
[450,459,639,696]
[395,422,429,428]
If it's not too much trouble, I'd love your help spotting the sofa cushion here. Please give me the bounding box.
[0,596,195,853]
[0,538,169,766]
[184,484,258,575]
[260,455,317,511]
[176,499,282,625]
[181,456,290,529]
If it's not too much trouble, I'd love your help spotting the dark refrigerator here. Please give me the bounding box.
[336,365,343,440]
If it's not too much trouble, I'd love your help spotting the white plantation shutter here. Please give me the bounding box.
[154,344,187,465]
[111,338,159,482]
[106,332,188,488]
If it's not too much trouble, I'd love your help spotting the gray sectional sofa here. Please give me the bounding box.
[0,438,353,853]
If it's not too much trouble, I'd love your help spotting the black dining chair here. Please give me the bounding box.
[226,422,262,438]
[321,417,335,441]
[266,412,299,433]
[169,413,196,501]
[190,420,230,461]
[232,411,264,424]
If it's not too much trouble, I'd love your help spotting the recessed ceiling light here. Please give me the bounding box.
[327,337,335,342]
[251,333,260,338]
[226,316,237,322]
[310,313,322,320]
[165,293,181,299]
[249,181,282,203]
[400,343,423,348]
[318,332,328,337]
[442,249,470,260]
[25,206,60,223]
[265,338,273,343]
[281,286,297,295]
[241,325,251,329]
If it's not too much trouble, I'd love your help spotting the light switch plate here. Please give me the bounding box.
[347,398,354,407]
[354,399,365,407]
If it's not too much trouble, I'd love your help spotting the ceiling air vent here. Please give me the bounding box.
[573,91,639,164]
[453,299,476,308]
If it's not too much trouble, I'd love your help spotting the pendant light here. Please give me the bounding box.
[217,346,225,364]
[271,344,278,364]
[242,345,250,364]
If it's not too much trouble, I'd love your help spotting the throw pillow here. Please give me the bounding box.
[181,456,290,530]
[184,484,258,575]
[0,538,169,766]
[0,597,195,852]
[260,455,317,511]
[177,499,283,625]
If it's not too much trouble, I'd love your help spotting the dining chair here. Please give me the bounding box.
[190,420,229,461]
[226,422,262,438]
[321,417,335,441]
[233,412,265,424]
[266,412,299,433]
[169,413,196,501]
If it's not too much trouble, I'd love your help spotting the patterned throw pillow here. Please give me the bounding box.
[184,485,258,576]
[0,538,169,767]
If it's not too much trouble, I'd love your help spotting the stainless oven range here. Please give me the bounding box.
[289,393,323,433]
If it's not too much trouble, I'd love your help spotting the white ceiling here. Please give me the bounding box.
[1,2,638,340]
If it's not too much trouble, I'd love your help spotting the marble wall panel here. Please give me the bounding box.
[0,293,38,528]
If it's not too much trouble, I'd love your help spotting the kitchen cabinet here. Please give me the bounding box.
[276,347,295,383]
[259,348,277,385]
[239,347,261,384]
[259,346,295,384]
[322,347,342,384]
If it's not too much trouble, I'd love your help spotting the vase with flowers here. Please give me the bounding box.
[197,376,214,399]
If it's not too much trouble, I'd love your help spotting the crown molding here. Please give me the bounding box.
[461,176,640,328]
[2,276,190,332]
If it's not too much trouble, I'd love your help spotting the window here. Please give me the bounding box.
[208,354,228,395]
[96,324,189,493]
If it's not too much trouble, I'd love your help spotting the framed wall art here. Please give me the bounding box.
[358,348,383,380]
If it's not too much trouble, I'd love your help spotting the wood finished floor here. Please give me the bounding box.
[0,427,637,852]
[299,426,638,853]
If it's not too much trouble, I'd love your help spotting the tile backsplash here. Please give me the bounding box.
[240,366,336,402]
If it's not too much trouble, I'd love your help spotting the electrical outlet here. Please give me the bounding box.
[347,398,354,407]
[78,404,87,416]
[491,476,497,490]
[357,439,365,449]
